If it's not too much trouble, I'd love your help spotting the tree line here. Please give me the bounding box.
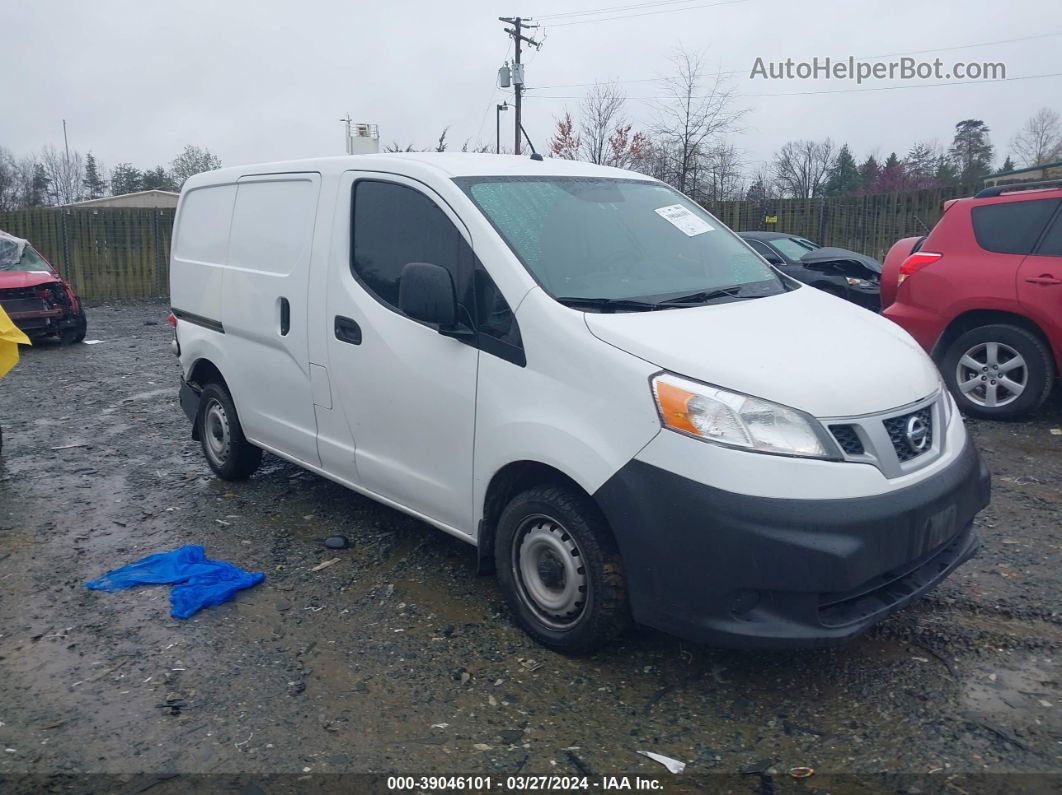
[538,49,1061,203]
[0,144,222,210]
[754,108,1062,200]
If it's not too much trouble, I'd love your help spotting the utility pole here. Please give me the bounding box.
[62,119,70,160]
[340,113,352,154]
[499,16,541,156]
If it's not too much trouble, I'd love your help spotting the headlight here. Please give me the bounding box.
[846,277,876,288]
[651,374,834,458]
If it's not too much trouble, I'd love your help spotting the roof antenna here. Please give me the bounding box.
[520,122,543,160]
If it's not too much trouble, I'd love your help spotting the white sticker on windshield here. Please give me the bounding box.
[654,204,713,236]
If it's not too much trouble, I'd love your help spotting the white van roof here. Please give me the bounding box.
[185,153,656,189]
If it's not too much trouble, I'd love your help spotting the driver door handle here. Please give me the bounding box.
[334,315,362,345]
[1025,274,1062,286]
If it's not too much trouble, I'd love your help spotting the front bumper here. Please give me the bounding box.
[847,284,882,311]
[0,290,79,337]
[593,438,990,648]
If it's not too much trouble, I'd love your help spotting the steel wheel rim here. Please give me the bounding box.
[511,514,588,630]
[203,398,231,466]
[956,342,1027,408]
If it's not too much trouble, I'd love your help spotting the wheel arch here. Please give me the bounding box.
[932,309,1052,362]
[184,357,232,441]
[476,460,612,574]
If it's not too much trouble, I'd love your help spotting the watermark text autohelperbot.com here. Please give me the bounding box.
[750,56,1006,83]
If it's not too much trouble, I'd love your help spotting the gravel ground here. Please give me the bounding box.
[0,301,1060,791]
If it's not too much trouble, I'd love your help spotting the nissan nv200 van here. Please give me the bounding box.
[170,154,990,653]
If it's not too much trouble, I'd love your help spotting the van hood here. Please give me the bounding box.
[584,286,939,417]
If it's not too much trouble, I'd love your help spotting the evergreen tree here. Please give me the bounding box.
[877,152,908,193]
[745,177,767,201]
[110,163,142,195]
[858,155,881,193]
[142,166,177,191]
[823,144,861,196]
[948,119,994,182]
[904,141,940,188]
[82,152,106,198]
[935,155,959,186]
[29,163,50,206]
[997,155,1016,174]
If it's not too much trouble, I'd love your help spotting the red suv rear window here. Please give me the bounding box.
[971,198,1059,254]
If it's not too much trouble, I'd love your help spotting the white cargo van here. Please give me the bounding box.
[171,154,990,653]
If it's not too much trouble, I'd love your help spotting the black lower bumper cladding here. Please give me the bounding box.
[594,438,990,648]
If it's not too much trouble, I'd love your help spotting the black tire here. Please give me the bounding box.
[494,483,631,654]
[941,324,1054,420]
[60,307,87,345]
[196,382,262,480]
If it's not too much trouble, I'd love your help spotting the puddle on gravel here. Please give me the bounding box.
[963,654,1060,731]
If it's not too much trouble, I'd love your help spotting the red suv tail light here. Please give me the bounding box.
[168,312,177,327]
[898,251,942,286]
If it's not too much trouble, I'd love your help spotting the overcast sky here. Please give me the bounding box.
[2,0,1059,178]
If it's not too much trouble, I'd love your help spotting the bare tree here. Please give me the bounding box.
[745,163,781,201]
[578,83,627,165]
[1011,108,1062,167]
[40,144,84,205]
[434,127,450,152]
[695,141,745,202]
[653,47,746,194]
[771,138,836,198]
[0,146,19,210]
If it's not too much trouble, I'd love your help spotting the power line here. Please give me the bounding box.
[523,30,1062,91]
[523,69,1062,101]
[536,0,705,21]
[543,0,747,27]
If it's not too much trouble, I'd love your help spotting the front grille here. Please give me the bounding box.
[0,297,48,315]
[883,407,933,462]
[830,424,864,455]
[0,286,42,300]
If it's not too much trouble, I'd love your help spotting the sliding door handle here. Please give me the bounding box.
[279,297,290,335]
[334,315,362,345]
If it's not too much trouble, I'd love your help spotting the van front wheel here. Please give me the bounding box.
[494,483,630,654]
[197,383,262,480]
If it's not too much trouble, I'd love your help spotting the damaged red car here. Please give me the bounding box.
[0,230,87,344]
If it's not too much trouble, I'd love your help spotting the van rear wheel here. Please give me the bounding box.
[494,483,630,654]
[197,382,262,480]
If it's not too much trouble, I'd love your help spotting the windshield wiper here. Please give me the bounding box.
[658,287,747,305]
[556,296,663,312]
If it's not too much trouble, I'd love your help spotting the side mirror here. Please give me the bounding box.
[399,262,457,328]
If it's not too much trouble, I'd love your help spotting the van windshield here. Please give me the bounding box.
[456,176,785,309]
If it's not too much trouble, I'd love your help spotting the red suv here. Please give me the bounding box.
[883,181,1062,420]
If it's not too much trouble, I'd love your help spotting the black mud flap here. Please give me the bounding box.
[179,379,202,440]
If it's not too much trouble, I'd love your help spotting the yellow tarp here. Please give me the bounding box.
[0,303,31,379]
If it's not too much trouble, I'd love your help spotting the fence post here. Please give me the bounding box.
[60,210,72,276]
